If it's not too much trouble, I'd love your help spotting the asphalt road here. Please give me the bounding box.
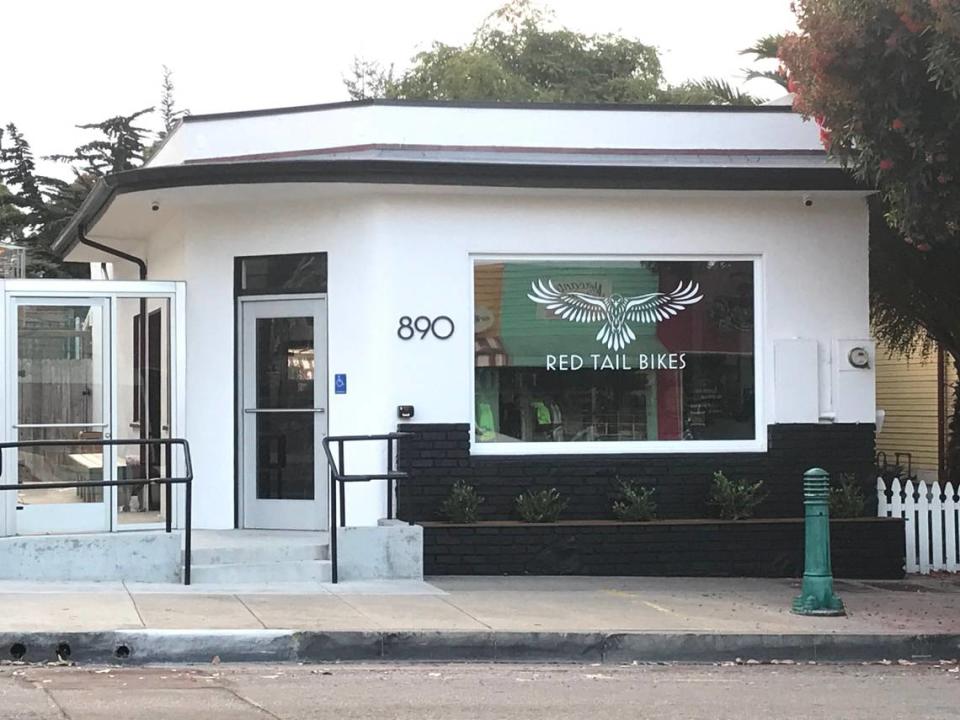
[1,662,959,719]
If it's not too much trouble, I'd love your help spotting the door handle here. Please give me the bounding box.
[12,422,110,429]
[242,408,326,414]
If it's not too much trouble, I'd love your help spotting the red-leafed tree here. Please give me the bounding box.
[780,0,960,480]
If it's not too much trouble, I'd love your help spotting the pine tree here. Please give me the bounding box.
[0,182,26,244]
[3,67,188,277]
[49,107,154,177]
[0,124,74,276]
[159,65,188,136]
[0,124,44,211]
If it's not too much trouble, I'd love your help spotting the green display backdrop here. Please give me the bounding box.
[493,261,667,365]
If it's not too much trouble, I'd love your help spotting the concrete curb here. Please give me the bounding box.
[2,631,960,665]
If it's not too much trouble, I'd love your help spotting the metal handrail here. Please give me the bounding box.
[0,437,194,585]
[321,432,411,583]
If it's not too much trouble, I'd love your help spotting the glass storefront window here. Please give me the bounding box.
[474,259,757,445]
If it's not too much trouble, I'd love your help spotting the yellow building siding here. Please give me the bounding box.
[875,347,943,473]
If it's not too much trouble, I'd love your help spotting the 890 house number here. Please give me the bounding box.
[397,315,455,340]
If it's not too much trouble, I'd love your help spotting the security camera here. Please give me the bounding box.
[151,201,160,212]
[802,194,814,208]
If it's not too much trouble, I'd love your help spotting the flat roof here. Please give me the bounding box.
[148,99,827,170]
[181,98,797,124]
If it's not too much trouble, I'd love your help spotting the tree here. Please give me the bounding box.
[0,124,76,276]
[1,110,154,277]
[159,65,189,137]
[343,58,396,101]
[0,182,27,261]
[346,1,769,106]
[662,78,763,106]
[49,107,154,176]
[741,34,788,88]
[347,0,665,103]
[3,62,187,277]
[780,0,960,480]
[0,124,45,212]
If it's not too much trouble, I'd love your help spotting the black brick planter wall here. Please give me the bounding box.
[421,518,905,579]
[396,423,876,522]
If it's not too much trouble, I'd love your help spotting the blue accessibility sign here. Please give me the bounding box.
[334,373,347,395]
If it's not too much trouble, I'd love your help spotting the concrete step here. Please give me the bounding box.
[188,559,332,584]
[187,542,328,566]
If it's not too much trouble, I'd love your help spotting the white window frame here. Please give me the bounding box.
[469,253,766,456]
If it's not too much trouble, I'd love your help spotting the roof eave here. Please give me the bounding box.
[51,158,869,258]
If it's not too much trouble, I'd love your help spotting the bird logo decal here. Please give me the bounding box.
[527,279,703,351]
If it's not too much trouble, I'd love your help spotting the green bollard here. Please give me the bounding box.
[791,468,845,616]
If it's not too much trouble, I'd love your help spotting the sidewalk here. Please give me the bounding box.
[1,576,959,663]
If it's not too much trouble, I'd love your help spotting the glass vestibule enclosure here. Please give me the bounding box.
[0,280,185,537]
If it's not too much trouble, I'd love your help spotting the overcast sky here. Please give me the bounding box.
[2,1,795,177]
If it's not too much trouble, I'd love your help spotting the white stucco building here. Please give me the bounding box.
[0,100,879,582]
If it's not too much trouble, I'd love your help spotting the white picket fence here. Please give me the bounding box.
[877,477,960,574]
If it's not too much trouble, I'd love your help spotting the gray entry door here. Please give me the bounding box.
[240,298,327,530]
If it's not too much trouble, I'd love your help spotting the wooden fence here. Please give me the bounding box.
[18,358,93,425]
[17,359,95,484]
[877,477,960,574]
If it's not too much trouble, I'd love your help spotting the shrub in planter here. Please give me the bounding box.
[516,488,567,523]
[829,473,866,519]
[439,481,484,523]
[708,471,765,520]
[611,479,657,521]
[876,461,916,483]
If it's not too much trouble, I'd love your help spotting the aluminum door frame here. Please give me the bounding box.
[238,295,328,530]
[0,280,187,537]
[8,296,112,534]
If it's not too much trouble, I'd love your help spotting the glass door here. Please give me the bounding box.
[241,298,327,529]
[113,296,173,529]
[12,299,112,534]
